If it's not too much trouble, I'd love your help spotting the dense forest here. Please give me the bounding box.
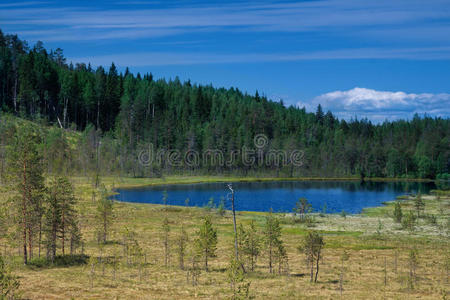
[0,29,449,179]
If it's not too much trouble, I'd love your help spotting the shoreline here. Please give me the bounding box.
[110,175,436,190]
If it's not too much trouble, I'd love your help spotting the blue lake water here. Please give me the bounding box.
[113,180,436,214]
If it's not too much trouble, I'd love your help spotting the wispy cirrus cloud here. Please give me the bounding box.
[71,46,450,67]
[0,1,48,8]
[297,87,450,122]
[1,0,449,49]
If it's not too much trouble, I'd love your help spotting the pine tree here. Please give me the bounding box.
[393,201,403,223]
[402,210,417,232]
[299,231,324,283]
[240,220,261,272]
[274,239,288,275]
[96,185,114,244]
[7,124,45,264]
[58,177,77,255]
[177,225,188,270]
[293,197,312,223]
[263,211,282,274]
[227,256,250,300]
[195,216,217,271]
[414,192,425,218]
[45,176,80,261]
[162,216,170,267]
[408,248,418,290]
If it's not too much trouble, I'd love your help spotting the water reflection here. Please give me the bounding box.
[113,180,436,214]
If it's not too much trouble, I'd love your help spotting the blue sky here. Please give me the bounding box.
[1,0,450,122]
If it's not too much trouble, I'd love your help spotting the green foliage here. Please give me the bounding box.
[239,220,261,272]
[402,211,417,232]
[393,201,403,223]
[96,185,114,243]
[45,176,80,261]
[121,227,140,266]
[177,225,189,270]
[376,219,384,236]
[319,203,327,217]
[414,193,425,218]
[204,197,215,212]
[298,231,324,283]
[274,238,289,275]
[407,248,418,290]
[293,197,313,224]
[227,257,251,300]
[263,211,282,274]
[6,123,45,264]
[0,256,20,299]
[424,214,437,226]
[27,254,89,268]
[195,216,218,271]
[217,197,226,217]
[162,216,170,267]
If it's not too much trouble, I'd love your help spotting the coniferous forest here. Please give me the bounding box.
[0,30,449,179]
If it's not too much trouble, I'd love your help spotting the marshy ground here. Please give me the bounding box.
[1,177,449,299]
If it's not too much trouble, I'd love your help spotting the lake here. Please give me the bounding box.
[112,180,436,214]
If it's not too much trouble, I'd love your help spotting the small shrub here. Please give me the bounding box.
[27,254,89,268]
[0,255,20,299]
[217,197,226,217]
[402,211,417,232]
[227,257,250,299]
[204,197,215,212]
[425,214,437,226]
[319,203,327,217]
[393,201,403,223]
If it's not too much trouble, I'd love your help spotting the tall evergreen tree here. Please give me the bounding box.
[7,124,45,264]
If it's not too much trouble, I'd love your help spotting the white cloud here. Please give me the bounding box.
[298,87,450,122]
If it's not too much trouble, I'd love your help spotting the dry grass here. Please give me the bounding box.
[1,177,449,299]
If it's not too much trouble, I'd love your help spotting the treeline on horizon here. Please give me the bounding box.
[0,30,449,179]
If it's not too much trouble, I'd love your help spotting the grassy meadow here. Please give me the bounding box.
[1,176,449,299]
